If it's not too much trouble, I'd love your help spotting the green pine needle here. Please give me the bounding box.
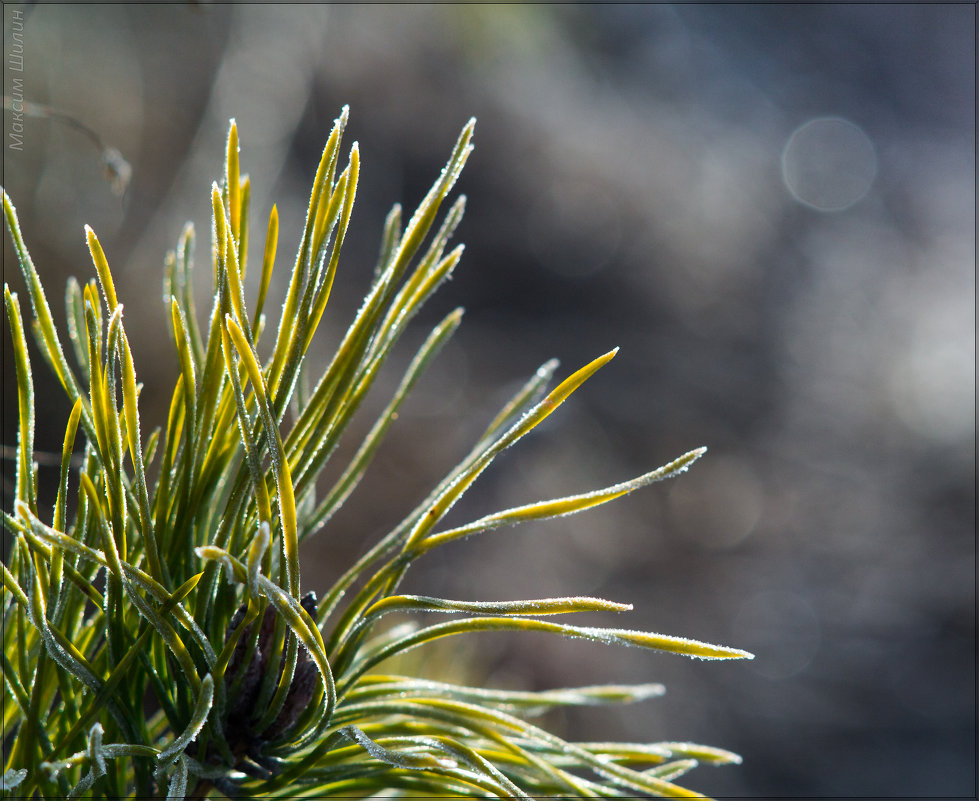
[1,109,751,799]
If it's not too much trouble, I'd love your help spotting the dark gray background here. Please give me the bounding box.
[2,5,975,797]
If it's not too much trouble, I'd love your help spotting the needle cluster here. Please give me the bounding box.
[2,109,751,799]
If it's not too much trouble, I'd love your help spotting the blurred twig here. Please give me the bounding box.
[2,96,131,196]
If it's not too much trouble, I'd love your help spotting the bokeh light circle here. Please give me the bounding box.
[781,117,877,211]
[733,591,822,680]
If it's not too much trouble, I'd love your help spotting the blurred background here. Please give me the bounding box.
[2,4,975,797]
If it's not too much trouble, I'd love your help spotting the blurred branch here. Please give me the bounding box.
[2,96,131,196]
